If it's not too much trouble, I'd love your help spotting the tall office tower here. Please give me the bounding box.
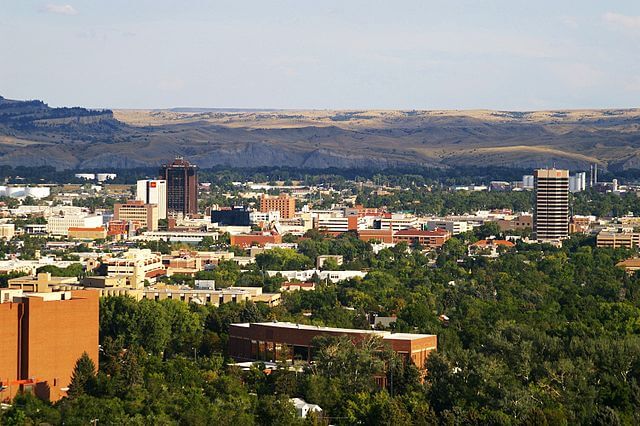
[159,157,198,216]
[533,169,569,242]
[136,179,167,219]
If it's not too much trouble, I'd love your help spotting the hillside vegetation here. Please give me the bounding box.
[1,95,640,171]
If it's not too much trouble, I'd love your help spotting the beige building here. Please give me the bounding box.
[114,200,159,231]
[0,223,15,240]
[617,258,640,274]
[8,272,79,293]
[47,214,103,237]
[81,276,143,299]
[103,248,165,288]
[497,214,532,232]
[143,284,280,307]
[68,227,107,240]
[596,231,640,249]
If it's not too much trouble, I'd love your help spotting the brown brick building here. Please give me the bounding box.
[0,290,99,402]
[393,228,451,248]
[228,322,437,370]
[160,157,198,217]
[230,232,283,248]
[260,194,296,219]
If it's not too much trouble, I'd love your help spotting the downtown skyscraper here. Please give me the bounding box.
[533,168,569,243]
[159,157,198,217]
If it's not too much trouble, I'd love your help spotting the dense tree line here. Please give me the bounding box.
[4,231,640,423]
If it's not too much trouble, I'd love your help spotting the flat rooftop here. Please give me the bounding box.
[232,321,435,341]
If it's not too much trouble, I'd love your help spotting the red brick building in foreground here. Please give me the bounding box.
[228,322,437,370]
[0,290,99,402]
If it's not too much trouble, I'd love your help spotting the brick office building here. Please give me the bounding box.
[393,228,451,248]
[260,194,296,219]
[228,322,437,370]
[0,289,99,402]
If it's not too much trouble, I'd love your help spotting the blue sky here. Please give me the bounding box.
[1,1,639,110]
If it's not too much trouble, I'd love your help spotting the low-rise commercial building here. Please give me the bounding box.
[230,232,282,248]
[68,227,107,240]
[393,228,451,248]
[228,322,437,370]
[358,228,394,243]
[142,284,280,307]
[497,214,533,232]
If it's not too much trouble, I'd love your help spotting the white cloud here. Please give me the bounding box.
[43,4,78,16]
[603,12,640,30]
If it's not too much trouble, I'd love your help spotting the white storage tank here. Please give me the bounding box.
[25,187,51,199]
[97,173,117,182]
[6,186,26,197]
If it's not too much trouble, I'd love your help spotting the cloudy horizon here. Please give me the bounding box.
[1,1,639,111]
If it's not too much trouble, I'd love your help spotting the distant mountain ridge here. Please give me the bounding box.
[1,95,639,171]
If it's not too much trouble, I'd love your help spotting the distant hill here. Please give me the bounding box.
[1,95,639,171]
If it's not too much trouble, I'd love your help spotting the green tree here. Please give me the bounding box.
[68,352,97,398]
